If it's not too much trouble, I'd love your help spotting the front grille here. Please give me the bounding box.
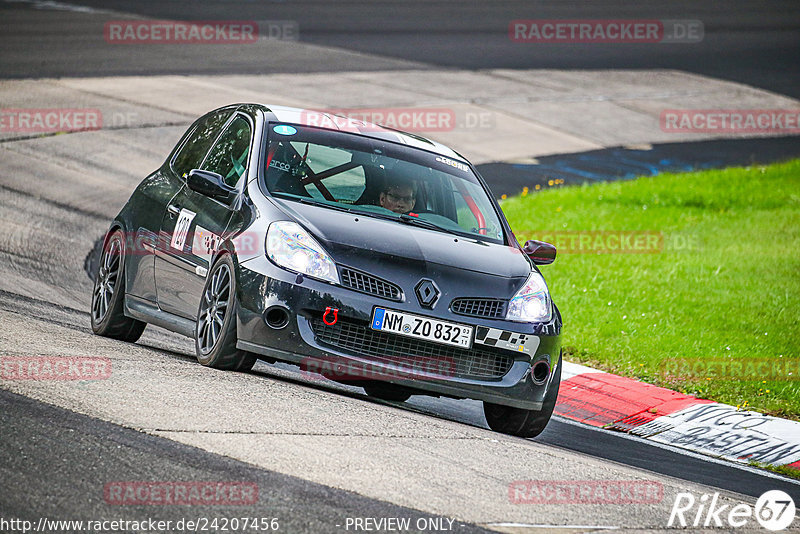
[339,267,402,301]
[310,317,514,380]
[450,298,507,319]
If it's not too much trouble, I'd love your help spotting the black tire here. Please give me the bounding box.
[483,354,562,438]
[363,383,413,402]
[90,230,146,342]
[195,254,256,372]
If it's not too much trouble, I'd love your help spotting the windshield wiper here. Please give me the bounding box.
[280,195,462,237]
[278,195,354,214]
[398,213,459,236]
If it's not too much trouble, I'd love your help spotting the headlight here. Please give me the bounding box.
[506,271,552,322]
[266,221,339,284]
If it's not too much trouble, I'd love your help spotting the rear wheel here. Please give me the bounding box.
[363,383,413,402]
[195,254,256,371]
[483,355,562,438]
[90,230,146,342]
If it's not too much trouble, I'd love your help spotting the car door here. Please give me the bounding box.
[155,113,253,319]
[124,109,231,302]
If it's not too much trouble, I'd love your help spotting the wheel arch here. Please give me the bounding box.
[101,219,126,249]
[210,240,242,293]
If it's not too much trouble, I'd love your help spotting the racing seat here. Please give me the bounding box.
[266,142,311,197]
[354,164,388,206]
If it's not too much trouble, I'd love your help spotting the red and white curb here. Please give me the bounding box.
[556,361,800,471]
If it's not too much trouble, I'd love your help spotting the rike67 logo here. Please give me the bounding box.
[669,490,796,531]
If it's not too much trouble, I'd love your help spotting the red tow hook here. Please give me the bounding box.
[322,307,338,326]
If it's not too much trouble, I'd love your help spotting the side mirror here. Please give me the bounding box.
[186,169,236,201]
[523,240,556,265]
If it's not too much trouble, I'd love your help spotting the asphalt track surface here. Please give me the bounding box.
[0,388,489,533]
[1,1,800,532]
[1,0,799,99]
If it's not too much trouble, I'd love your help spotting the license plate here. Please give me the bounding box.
[371,308,473,349]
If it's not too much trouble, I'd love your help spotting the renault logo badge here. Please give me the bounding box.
[415,279,440,308]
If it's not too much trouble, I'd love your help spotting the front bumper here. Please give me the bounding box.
[235,256,561,410]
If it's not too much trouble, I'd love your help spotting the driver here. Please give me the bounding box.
[379,179,417,214]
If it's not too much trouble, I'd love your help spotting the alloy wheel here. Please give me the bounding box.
[92,237,121,323]
[197,263,231,354]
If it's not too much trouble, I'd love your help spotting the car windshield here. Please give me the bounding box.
[262,123,505,244]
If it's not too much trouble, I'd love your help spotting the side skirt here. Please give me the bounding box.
[124,295,195,338]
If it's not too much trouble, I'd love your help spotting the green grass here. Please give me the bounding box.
[501,160,800,419]
[748,461,800,480]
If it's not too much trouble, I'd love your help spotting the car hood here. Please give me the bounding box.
[275,199,532,279]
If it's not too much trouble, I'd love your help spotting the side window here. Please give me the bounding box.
[201,116,252,187]
[171,111,231,178]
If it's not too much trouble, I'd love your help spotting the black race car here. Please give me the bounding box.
[91,104,562,437]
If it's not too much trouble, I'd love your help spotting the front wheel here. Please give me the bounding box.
[90,229,146,342]
[195,254,256,372]
[483,354,562,438]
